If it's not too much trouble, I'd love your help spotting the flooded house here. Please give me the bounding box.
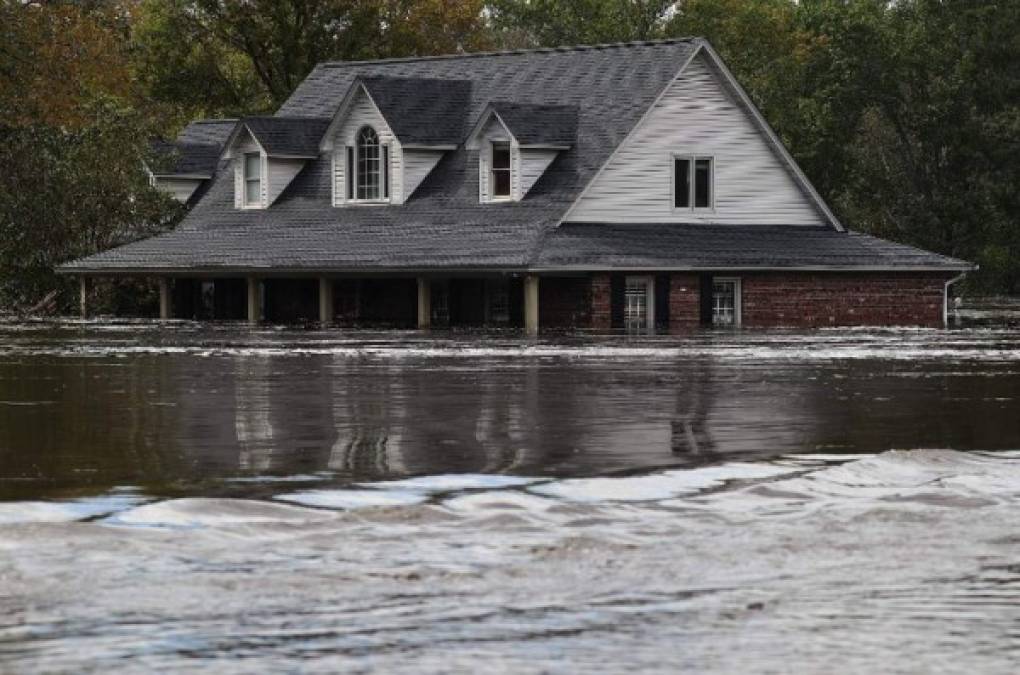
[60,38,972,332]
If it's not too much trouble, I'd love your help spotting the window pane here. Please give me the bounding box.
[674,158,690,208]
[493,169,511,197]
[624,277,649,333]
[712,280,736,326]
[695,158,711,208]
[245,179,260,204]
[492,142,510,170]
[244,153,260,181]
[356,127,380,200]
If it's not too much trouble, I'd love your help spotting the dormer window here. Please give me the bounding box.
[673,156,713,210]
[243,152,262,206]
[491,142,512,199]
[343,126,390,203]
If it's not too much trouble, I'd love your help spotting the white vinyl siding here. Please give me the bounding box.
[330,88,402,205]
[520,148,558,197]
[266,158,306,205]
[153,177,202,203]
[565,53,824,225]
[403,150,444,200]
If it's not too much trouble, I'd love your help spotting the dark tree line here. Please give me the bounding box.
[2,0,1018,312]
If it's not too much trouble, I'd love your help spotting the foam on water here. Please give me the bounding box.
[2,450,1020,673]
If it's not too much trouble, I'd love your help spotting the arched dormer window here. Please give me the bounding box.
[356,126,382,200]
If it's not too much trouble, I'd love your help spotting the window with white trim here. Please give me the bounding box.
[243,152,261,206]
[712,278,741,326]
[490,141,511,199]
[344,126,390,203]
[673,156,713,210]
[624,276,654,334]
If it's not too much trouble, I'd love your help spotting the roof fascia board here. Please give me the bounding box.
[402,143,458,151]
[152,173,212,180]
[557,44,704,224]
[698,41,845,232]
[223,124,267,159]
[465,106,516,150]
[58,263,974,276]
[320,80,400,151]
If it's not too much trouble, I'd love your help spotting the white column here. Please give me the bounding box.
[246,277,260,325]
[79,277,88,318]
[417,277,431,329]
[158,278,171,320]
[319,277,334,326]
[524,275,539,337]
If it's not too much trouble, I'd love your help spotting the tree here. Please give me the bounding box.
[488,0,674,47]
[132,0,492,116]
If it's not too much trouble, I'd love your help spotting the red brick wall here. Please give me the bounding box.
[668,274,700,332]
[741,273,948,328]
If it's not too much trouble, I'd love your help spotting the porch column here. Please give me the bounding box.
[246,276,260,325]
[319,277,334,326]
[524,275,539,336]
[79,277,88,318]
[417,277,431,329]
[158,277,171,320]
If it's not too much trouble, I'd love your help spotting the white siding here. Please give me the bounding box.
[330,88,403,205]
[402,150,444,201]
[565,53,824,225]
[154,177,202,203]
[267,158,305,205]
[520,149,559,197]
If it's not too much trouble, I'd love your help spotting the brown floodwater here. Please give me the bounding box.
[1,320,1019,672]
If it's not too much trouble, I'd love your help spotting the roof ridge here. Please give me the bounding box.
[320,37,702,69]
[189,118,240,123]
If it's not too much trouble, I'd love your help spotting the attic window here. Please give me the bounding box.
[673,156,713,210]
[491,142,511,199]
[243,153,261,206]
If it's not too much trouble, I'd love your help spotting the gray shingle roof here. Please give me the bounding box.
[150,119,239,177]
[360,77,472,145]
[535,224,972,271]
[241,116,331,157]
[491,102,578,146]
[177,119,238,147]
[61,39,971,275]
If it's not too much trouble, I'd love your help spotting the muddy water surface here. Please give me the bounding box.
[1,321,1019,672]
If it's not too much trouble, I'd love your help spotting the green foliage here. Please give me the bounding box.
[488,0,674,46]
[0,100,185,312]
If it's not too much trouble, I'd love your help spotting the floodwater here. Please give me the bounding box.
[1,320,1019,672]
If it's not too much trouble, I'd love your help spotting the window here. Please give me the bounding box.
[624,276,654,333]
[491,142,511,199]
[712,278,741,326]
[356,126,381,200]
[673,156,713,210]
[243,153,261,206]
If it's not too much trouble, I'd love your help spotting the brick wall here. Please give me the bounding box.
[741,272,948,328]
[668,274,700,332]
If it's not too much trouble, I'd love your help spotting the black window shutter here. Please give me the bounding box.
[382,145,390,199]
[346,146,354,200]
[655,274,670,329]
[610,274,625,329]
